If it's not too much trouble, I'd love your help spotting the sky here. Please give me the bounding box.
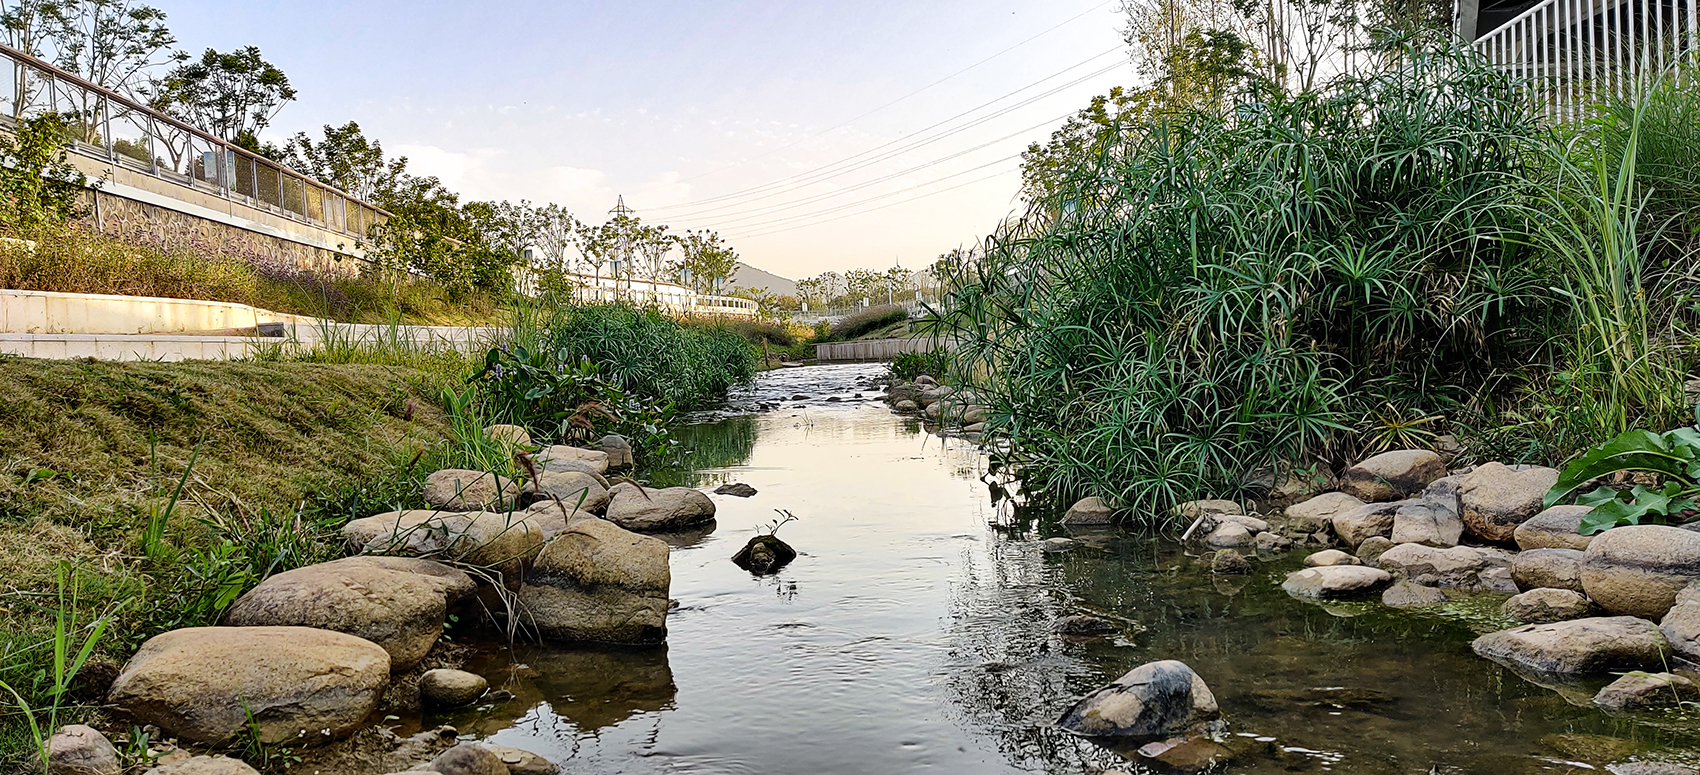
[162,1,1136,280]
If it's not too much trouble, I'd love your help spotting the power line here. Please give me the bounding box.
[708,153,1022,231]
[642,47,1125,214]
[731,167,1023,241]
[667,0,1114,187]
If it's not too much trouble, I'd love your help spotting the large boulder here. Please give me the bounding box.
[1471,617,1668,675]
[1063,496,1114,526]
[424,745,507,775]
[1458,463,1561,543]
[342,510,547,581]
[1375,543,1514,590]
[1285,492,1366,532]
[1503,588,1593,624]
[1331,501,1401,549]
[604,483,716,532]
[1056,660,1218,738]
[1512,548,1586,593]
[1581,525,1700,620]
[595,434,635,470]
[143,757,260,775]
[1281,565,1392,599]
[107,627,389,746]
[422,469,521,512]
[535,445,610,475]
[1388,496,1464,547]
[1515,505,1597,551]
[47,724,119,775]
[529,471,610,514]
[1659,583,1700,665]
[1339,450,1446,502]
[222,557,474,672]
[518,517,671,644]
[1204,522,1254,549]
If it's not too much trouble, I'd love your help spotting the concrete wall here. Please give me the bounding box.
[0,288,319,334]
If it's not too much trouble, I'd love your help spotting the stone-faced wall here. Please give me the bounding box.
[85,190,368,278]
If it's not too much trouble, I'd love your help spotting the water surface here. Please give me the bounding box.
[433,364,1699,774]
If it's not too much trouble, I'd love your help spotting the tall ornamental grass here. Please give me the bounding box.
[925,37,1572,519]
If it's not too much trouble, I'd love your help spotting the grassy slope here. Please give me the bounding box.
[0,359,461,765]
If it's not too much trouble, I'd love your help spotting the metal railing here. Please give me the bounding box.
[0,42,387,242]
[1474,0,1700,120]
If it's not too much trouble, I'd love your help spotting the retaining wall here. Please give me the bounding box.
[814,337,953,362]
[0,288,318,334]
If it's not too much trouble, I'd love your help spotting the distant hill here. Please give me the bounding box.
[730,262,796,296]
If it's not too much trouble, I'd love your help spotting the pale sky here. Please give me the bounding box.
[164,1,1134,280]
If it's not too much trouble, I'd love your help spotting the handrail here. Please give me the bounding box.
[0,41,392,240]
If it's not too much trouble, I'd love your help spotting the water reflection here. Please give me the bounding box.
[442,644,676,736]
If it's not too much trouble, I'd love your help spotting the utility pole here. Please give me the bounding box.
[610,195,635,298]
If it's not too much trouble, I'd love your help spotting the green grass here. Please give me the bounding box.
[825,305,909,341]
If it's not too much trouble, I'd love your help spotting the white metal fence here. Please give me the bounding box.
[1474,0,1699,119]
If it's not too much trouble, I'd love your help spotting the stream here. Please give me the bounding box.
[422,364,1700,774]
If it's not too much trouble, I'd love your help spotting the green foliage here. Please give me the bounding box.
[151,46,295,142]
[470,347,679,460]
[890,349,948,382]
[0,113,87,232]
[0,564,114,772]
[925,37,1555,520]
[1544,407,1700,534]
[827,304,909,341]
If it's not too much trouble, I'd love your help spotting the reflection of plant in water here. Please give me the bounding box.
[647,416,758,488]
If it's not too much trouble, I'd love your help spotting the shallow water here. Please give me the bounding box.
[430,364,1700,774]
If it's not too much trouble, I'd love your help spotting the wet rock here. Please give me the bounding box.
[1053,614,1117,636]
[1175,499,1243,519]
[534,445,611,475]
[1041,537,1076,552]
[1284,492,1366,532]
[595,434,634,470]
[1057,660,1218,738]
[1388,495,1464,547]
[486,746,559,775]
[1608,762,1700,775]
[423,469,522,512]
[1541,733,1640,763]
[483,424,531,448]
[343,510,547,581]
[1204,522,1254,549]
[1281,566,1391,599]
[1593,671,1700,714]
[426,745,507,775]
[1137,735,1231,771]
[1339,449,1446,502]
[1658,583,1700,665]
[1382,580,1448,608]
[1210,549,1252,575]
[1253,531,1292,553]
[1375,543,1514,590]
[222,556,474,672]
[142,757,260,775]
[419,669,487,708]
[107,626,388,746]
[605,483,716,532]
[1504,588,1593,623]
[1355,535,1395,566]
[732,534,797,574]
[519,517,670,644]
[1581,525,1700,620]
[1480,565,1518,593]
[1516,505,1597,551]
[1471,616,1669,674]
[47,724,118,775]
[1513,548,1586,593]
[895,399,919,412]
[1459,462,1561,543]
[1304,549,1358,566]
[529,471,609,514]
[1063,496,1114,526]
[1217,514,1269,533]
[713,483,758,497]
[1330,501,1401,549]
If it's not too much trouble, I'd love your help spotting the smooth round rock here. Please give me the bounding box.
[1056,660,1218,738]
[419,669,488,708]
[1512,548,1586,593]
[425,745,507,775]
[1581,525,1700,620]
[1516,505,1597,551]
[1063,496,1113,526]
[47,724,119,775]
[1459,463,1560,544]
[605,483,716,532]
[1355,535,1396,566]
[1204,522,1254,549]
[519,517,671,644]
[482,424,531,448]
[1594,671,1700,714]
[1340,450,1446,502]
[142,756,261,775]
[1304,549,1359,567]
[1382,580,1448,608]
[1503,588,1593,623]
[1471,616,1669,674]
[1285,492,1367,532]
[423,469,521,512]
[1282,565,1392,599]
[1211,549,1252,575]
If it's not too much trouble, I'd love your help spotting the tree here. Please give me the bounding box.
[284,121,406,201]
[0,112,88,232]
[152,46,295,145]
[366,174,514,297]
[676,229,739,294]
[842,268,882,305]
[881,266,913,303]
[532,203,579,273]
[53,0,182,105]
[2,1,67,119]
[633,222,674,282]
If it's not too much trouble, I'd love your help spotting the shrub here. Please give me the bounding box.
[890,349,948,382]
[828,304,908,341]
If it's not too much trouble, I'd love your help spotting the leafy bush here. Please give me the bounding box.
[1544,407,1700,535]
[470,347,679,460]
[890,349,948,382]
[828,304,909,341]
[925,37,1561,520]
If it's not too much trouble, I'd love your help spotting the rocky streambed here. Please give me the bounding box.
[43,364,1700,774]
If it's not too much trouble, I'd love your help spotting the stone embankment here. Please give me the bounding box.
[880,378,1700,774]
[56,426,720,775]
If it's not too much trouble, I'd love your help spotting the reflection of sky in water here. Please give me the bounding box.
[425,364,1700,774]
